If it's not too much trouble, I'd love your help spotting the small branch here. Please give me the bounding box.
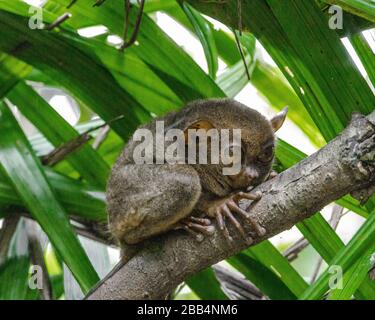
[46,13,72,31]
[283,237,309,262]
[93,0,107,7]
[12,212,114,248]
[369,253,375,280]
[122,0,132,48]
[87,111,375,300]
[42,134,92,166]
[285,204,346,264]
[92,125,110,150]
[67,0,77,8]
[26,221,52,300]
[120,0,145,51]
[310,205,345,283]
[0,214,20,265]
[73,221,115,247]
[233,30,251,81]
[237,0,242,35]
[213,265,265,300]
[41,115,123,166]
[329,205,346,230]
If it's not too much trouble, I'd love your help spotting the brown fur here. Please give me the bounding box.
[107,98,283,256]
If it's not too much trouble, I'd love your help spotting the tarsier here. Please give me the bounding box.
[107,98,287,261]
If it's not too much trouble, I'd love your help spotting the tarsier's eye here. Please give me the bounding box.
[223,144,244,165]
[258,145,274,163]
[228,144,245,158]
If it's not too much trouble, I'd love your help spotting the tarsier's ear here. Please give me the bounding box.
[183,120,215,143]
[270,106,288,132]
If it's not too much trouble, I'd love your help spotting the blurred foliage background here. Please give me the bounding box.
[0,0,374,300]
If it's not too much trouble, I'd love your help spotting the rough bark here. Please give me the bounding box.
[86,110,375,300]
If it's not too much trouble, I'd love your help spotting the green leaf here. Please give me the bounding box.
[328,249,374,300]
[0,256,36,300]
[182,3,218,79]
[217,55,255,98]
[264,0,375,140]
[0,0,224,121]
[0,168,106,221]
[192,0,374,141]
[300,209,375,299]
[164,3,242,66]
[246,241,309,296]
[44,0,225,99]
[227,253,297,300]
[323,0,375,23]
[251,61,325,147]
[0,101,99,293]
[349,32,375,87]
[296,214,344,264]
[72,35,184,114]
[186,267,229,300]
[7,81,110,188]
[45,169,106,221]
[215,34,256,97]
[50,274,64,300]
[317,2,375,36]
[0,9,151,141]
[171,2,325,147]
[29,118,106,157]
[276,139,374,299]
[0,53,31,98]
[144,0,177,13]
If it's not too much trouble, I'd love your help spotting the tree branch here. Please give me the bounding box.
[86,110,375,300]
[213,265,266,300]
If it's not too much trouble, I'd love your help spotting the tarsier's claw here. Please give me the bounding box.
[235,191,262,201]
[250,219,266,236]
[254,191,263,199]
[268,171,278,180]
[181,225,204,242]
[221,204,247,239]
[207,190,265,242]
[180,190,266,242]
[189,216,211,226]
[227,202,266,236]
[246,237,254,245]
[215,209,232,241]
[185,222,215,235]
[195,233,204,242]
[178,216,214,241]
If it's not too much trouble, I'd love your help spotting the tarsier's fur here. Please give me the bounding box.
[107,98,284,259]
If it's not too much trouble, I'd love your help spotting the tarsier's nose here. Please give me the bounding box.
[229,166,259,189]
[244,167,259,181]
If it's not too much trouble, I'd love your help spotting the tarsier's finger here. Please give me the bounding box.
[221,204,247,239]
[247,217,266,237]
[268,171,278,179]
[235,191,262,201]
[216,209,232,242]
[227,201,266,236]
[227,201,252,220]
[189,216,211,226]
[186,222,215,235]
[215,209,224,230]
[182,225,204,242]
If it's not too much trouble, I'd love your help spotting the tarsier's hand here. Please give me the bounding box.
[175,216,215,242]
[206,191,265,244]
